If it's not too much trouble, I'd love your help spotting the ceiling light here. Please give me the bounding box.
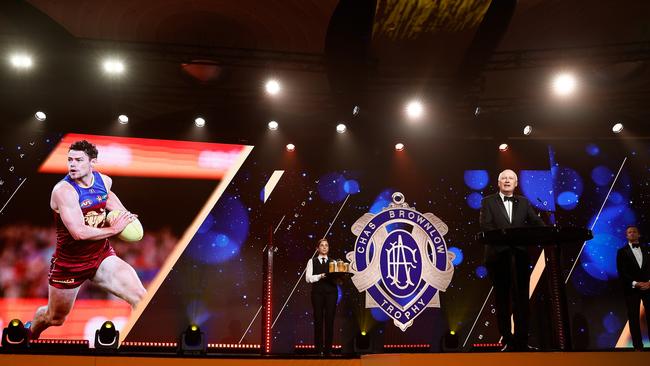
[103,59,125,74]
[523,125,533,135]
[405,100,424,119]
[552,73,577,96]
[265,79,281,95]
[9,53,33,69]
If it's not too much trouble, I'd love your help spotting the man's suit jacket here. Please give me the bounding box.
[479,193,545,263]
[616,244,650,295]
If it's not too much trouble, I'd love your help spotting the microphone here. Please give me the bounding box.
[536,197,555,226]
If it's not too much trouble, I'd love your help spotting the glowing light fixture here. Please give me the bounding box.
[103,59,125,74]
[35,111,47,121]
[523,125,533,135]
[9,53,33,69]
[552,73,577,96]
[265,79,281,95]
[405,100,424,119]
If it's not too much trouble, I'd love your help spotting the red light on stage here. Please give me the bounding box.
[261,243,275,354]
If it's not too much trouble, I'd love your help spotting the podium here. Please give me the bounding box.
[477,226,593,350]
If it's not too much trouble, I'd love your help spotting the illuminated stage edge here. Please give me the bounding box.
[2,351,649,366]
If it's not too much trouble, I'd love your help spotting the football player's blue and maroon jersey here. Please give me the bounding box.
[49,171,115,289]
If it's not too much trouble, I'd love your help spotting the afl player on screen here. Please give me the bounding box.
[29,140,146,339]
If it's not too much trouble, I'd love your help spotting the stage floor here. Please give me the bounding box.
[2,351,649,366]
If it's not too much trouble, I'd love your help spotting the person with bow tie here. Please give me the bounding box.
[305,238,338,356]
[479,169,545,351]
[616,225,650,350]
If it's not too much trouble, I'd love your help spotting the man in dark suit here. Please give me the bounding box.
[305,238,338,356]
[479,169,545,351]
[616,225,650,350]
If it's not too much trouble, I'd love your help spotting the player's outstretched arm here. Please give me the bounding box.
[53,184,133,241]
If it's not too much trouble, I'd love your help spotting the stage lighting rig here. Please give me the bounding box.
[2,319,30,349]
[441,329,459,352]
[94,320,119,351]
[179,324,206,355]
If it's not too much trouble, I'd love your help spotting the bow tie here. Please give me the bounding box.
[503,196,515,202]
[631,243,640,249]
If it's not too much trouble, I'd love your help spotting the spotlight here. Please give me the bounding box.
[405,100,424,119]
[267,120,278,130]
[523,125,533,135]
[612,123,624,133]
[179,324,206,355]
[441,329,459,352]
[118,114,129,124]
[336,123,347,134]
[35,111,47,121]
[474,106,481,116]
[395,142,405,151]
[2,319,30,348]
[552,72,576,96]
[94,320,118,350]
[194,117,206,128]
[102,59,125,74]
[9,53,33,69]
[355,330,371,353]
[352,105,360,117]
[286,143,295,152]
[499,143,509,152]
[265,79,281,95]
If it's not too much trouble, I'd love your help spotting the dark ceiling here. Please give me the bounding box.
[1,0,649,145]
